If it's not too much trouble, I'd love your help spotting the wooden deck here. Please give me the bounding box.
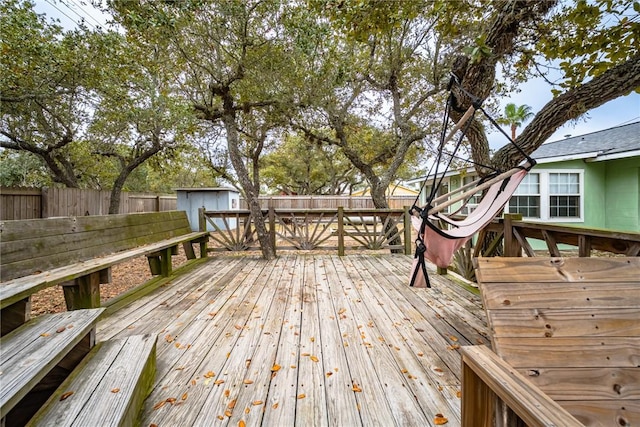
[97,254,489,427]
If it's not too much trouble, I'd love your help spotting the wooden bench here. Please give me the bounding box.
[27,333,157,427]
[462,257,640,426]
[0,211,209,335]
[0,308,105,426]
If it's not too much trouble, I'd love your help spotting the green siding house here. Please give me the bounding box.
[407,122,640,234]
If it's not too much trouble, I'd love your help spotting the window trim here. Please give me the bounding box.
[507,169,584,223]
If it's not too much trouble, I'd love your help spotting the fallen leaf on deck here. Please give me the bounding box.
[217,415,224,420]
[234,324,243,330]
[245,407,250,414]
[326,372,333,377]
[301,353,310,357]
[224,410,233,417]
[59,391,74,401]
[271,364,281,371]
[245,359,251,368]
[297,394,306,399]
[225,390,230,397]
[40,333,49,337]
[215,379,225,385]
[182,393,188,400]
[252,400,263,406]
[243,379,254,384]
[310,337,315,342]
[164,334,173,343]
[310,355,319,362]
[272,402,279,409]
[456,391,462,398]
[448,335,458,342]
[166,397,176,404]
[352,383,362,392]
[111,388,120,393]
[434,414,448,425]
[239,420,246,427]
[191,379,197,386]
[228,399,237,409]
[401,369,408,374]
[338,308,346,315]
[433,367,443,372]
[153,400,166,410]
[417,352,424,357]
[56,326,66,333]
[204,371,215,378]
[290,365,296,369]
[447,344,460,351]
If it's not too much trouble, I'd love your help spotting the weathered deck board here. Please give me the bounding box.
[96,254,488,426]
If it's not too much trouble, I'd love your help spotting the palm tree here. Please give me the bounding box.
[500,103,534,140]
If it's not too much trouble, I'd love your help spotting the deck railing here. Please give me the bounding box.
[478,213,640,257]
[200,208,640,259]
[199,207,413,255]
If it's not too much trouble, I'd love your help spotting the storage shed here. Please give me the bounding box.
[175,188,240,231]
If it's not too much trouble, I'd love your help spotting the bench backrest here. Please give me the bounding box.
[1,211,194,281]
[474,257,640,426]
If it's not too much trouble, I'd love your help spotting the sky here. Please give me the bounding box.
[34,0,640,151]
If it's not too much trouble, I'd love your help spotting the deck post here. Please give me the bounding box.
[198,207,206,232]
[338,206,345,256]
[269,207,276,257]
[403,206,412,255]
[503,213,523,257]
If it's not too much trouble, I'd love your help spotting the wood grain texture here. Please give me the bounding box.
[95,254,487,426]
[473,256,640,426]
[0,308,104,418]
[28,334,157,427]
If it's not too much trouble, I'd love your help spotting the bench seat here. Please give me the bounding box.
[28,334,157,427]
[464,257,640,426]
[0,308,104,426]
[0,231,208,310]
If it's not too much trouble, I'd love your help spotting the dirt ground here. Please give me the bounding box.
[30,251,186,317]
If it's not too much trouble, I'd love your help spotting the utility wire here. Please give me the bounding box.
[44,0,96,31]
[67,0,105,29]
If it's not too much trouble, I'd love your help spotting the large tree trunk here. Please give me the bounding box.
[223,113,276,260]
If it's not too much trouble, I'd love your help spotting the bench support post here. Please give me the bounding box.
[1,297,31,336]
[61,272,101,310]
[147,247,173,276]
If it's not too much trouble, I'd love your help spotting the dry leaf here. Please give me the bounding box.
[448,335,459,342]
[310,355,319,362]
[434,414,448,425]
[243,379,254,384]
[224,389,230,397]
[401,369,408,374]
[204,371,215,378]
[228,399,237,409]
[234,324,243,330]
[252,400,263,406]
[191,379,197,386]
[301,353,310,357]
[245,408,250,414]
[271,364,281,371]
[338,308,346,315]
[225,410,233,417]
[239,420,246,427]
[40,333,49,337]
[182,393,188,401]
[153,400,166,410]
[164,334,173,343]
[166,397,176,404]
[310,337,315,342]
[297,394,306,399]
[447,344,461,351]
[59,391,74,401]
[150,424,158,427]
[272,402,279,409]
[215,379,225,385]
[56,326,66,333]
[433,367,443,373]
[456,391,462,398]
[290,365,296,369]
[217,415,224,420]
[326,372,333,377]
[352,383,362,392]
[111,388,120,393]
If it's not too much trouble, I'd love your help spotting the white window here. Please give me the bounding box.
[507,170,584,222]
[460,175,481,215]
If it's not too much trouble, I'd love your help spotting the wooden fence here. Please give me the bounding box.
[239,195,417,210]
[0,187,177,220]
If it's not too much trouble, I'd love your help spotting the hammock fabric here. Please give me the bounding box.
[409,167,529,288]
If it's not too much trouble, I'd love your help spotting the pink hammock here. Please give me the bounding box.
[409,167,529,288]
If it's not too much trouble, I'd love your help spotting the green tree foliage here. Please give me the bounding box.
[261,133,360,195]
[0,0,97,187]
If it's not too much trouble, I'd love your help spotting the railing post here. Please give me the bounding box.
[503,213,523,257]
[269,207,277,256]
[198,207,206,232]
[338,206,345,256]
[404,206,412,255]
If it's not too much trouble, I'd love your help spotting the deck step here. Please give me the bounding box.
[28,334,157,427]
[0,308,105,426]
